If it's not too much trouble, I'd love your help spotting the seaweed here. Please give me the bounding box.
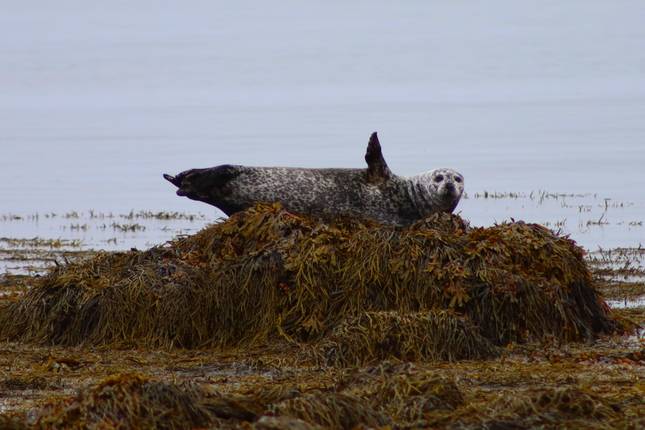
[0,415,28,430]
[270,391,388,429]
[0,332,642,429]
[0,204,618,351]
[465,387,626,430]
[340,361,465,423]
[310,310,499,366]
[30,374,245,429]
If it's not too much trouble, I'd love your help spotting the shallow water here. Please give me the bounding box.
[1,1,644,256]
[606,296,645,309]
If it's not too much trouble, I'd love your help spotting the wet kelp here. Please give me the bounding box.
[0,204,617,350]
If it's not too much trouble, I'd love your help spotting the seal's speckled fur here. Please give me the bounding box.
[164,132,464,225]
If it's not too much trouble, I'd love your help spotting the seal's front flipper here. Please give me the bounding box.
[365,132,391,184]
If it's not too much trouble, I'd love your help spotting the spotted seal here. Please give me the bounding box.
[163,132,464,225]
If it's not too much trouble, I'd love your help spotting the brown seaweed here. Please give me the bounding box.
[0,203,618,351]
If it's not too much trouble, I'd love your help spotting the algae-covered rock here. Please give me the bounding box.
[0,204,618,350]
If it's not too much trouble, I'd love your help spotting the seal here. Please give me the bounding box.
[163,132,464,225]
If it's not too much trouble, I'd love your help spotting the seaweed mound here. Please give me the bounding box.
[0,204,617,351]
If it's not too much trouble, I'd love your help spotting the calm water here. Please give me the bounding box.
[1,1,644,253]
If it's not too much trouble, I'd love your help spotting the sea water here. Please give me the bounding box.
[1,0,644,253]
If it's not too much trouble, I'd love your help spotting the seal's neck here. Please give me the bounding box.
[405,174,454,217]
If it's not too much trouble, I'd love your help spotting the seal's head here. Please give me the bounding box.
[410,168,464,214]
[428,168,464,201]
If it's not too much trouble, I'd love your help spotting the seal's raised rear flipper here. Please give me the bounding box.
[365,132,391,184]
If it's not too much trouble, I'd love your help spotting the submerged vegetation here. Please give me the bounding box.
[0,204,641,428]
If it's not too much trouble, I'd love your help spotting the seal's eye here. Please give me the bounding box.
[434,175,444,182]
[455,177,462,183]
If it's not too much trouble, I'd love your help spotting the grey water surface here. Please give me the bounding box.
[1,0,644,252]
